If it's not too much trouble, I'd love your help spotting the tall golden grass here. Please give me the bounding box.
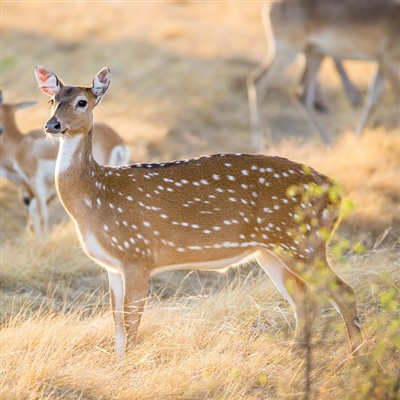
[1,235,399,399]
[1,1,399,399]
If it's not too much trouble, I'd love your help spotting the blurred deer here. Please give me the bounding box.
[0,91,131,238]
[35,65,363,358]
[248,0,400,150]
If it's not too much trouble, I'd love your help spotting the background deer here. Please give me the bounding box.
[0,91,131,238]
[35,65,363,358]
[248,0,400,150]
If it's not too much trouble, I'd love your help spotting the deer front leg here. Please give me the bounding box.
[123,268,150,351]
[108,270,126,358]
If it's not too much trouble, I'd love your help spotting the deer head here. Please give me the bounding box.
[34,66,110,137]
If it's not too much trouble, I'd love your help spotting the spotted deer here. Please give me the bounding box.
[0,91,131,238]
[35,65,363,358]
[248,0,400,150]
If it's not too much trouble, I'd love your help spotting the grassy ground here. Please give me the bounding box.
[1,1,400,399]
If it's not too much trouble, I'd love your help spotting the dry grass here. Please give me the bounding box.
[1,1,400,399]
[1,242,399,399]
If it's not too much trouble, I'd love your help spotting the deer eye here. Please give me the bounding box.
[77,100,87,108]
[48,99,54,106]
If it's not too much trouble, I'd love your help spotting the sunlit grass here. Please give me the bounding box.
[1,244,399,399]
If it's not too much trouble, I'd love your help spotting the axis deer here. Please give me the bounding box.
[35,65,363,358]
[0,91,131,238]
[248,0,400,150]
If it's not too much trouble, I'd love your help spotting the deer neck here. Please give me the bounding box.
[55,129,97,213]
[1,108,24,148]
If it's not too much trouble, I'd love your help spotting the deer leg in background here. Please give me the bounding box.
[372,52,400,132]
[296,51,329,113]
[355,67,386,136]
[308,58,361,112]
[291,48,332,145]
[27,198,42,237]
[333,59,361,108]
[34,179,50,238]
[247,51,297,151]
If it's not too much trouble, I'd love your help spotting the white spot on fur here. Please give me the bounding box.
[188,246,203,250]
[84,197,92,208]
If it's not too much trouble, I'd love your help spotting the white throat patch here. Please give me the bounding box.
[56,134,84,174]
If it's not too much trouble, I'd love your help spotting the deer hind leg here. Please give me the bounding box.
[255,249,318,350]
[327,274,363,354]
[123,268,150,351]
[291,245,363,355]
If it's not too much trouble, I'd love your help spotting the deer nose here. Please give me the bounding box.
[45,117,61,133]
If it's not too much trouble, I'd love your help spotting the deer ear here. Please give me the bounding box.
[92,67,110,105]
[34,66,63,96]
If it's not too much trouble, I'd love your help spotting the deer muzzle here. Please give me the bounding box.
[45,116,62,134]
